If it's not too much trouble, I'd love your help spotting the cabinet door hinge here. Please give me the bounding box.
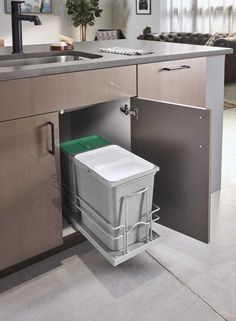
[120,105,138,120]
[130,108,138,120]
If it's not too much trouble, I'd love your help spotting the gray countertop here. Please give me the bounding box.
[0,39,232,81]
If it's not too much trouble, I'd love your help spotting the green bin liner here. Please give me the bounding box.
[60,135,111,156]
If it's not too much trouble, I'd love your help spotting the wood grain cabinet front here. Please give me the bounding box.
[0,66,137,122]
[0,112,62,271]
[138,58,206,108]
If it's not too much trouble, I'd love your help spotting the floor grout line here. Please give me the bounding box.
[146,251,229,321]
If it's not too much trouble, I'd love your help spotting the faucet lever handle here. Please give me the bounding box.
[11,1,25,8]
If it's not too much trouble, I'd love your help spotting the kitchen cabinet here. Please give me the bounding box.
[0,112,62,271]
[0,53,222,270]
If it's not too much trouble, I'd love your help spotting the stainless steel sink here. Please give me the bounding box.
[0,51,103,69]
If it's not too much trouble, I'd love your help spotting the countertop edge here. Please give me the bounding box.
[0,40,232,82]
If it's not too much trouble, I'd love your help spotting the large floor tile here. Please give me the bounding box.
[0,242,223,321]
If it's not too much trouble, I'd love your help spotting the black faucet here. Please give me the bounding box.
[11,1,42,54]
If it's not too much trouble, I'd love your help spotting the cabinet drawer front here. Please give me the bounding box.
[0,66,136,122]
[138,58,206,107]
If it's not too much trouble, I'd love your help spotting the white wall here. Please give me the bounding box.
[0,0,112,46]
[111,0,162,39]
[0,0,163,47]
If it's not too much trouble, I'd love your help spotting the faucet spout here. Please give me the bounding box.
[18,14,42,26]
[11,1,42,54]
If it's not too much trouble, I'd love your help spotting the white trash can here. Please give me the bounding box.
[73,145,159,251]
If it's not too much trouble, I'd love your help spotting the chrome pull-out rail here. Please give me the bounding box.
[63,185,160,266]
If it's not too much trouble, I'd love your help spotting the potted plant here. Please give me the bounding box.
[66,0,103,42]
[143,26,152,35]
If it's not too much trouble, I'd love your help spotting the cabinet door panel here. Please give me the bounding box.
[131,98,211,243]
[0,113,62,270]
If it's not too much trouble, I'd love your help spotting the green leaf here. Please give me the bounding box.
[65,0,103,28]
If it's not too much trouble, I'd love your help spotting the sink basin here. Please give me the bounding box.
[0,51,103,69]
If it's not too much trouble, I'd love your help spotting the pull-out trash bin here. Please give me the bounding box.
[60,135,111,212]
[73,145,159,251]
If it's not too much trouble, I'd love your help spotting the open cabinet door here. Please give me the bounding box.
[131,98,211,243]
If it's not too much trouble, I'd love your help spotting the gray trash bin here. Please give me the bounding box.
[73,145,159,251]
[60,135,111,213]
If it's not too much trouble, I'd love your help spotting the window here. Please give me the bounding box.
[164,0,236,33]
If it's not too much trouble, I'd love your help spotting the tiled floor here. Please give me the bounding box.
[0,246,225,321]
[0,109,235,321]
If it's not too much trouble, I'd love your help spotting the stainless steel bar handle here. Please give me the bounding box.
[48,121,55,156]
[162,65,191,71]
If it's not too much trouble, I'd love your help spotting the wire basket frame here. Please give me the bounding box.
[63,184,160,256]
